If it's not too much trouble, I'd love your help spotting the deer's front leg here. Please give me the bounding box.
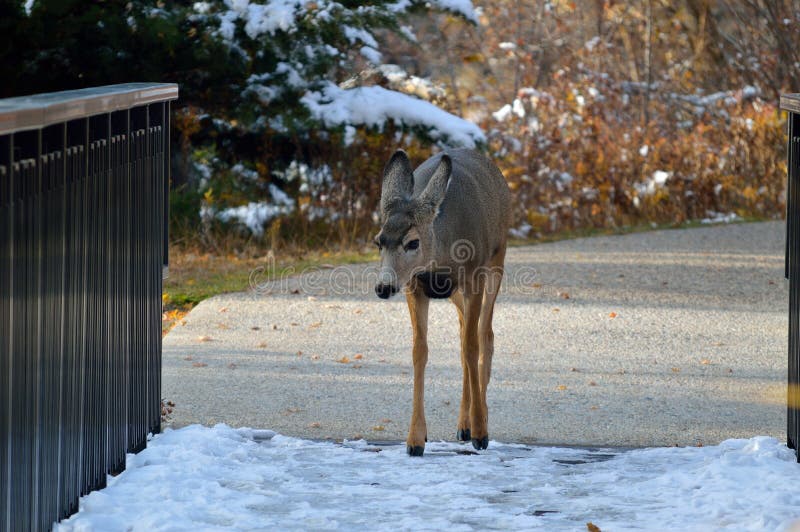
[463,276,488,450]
[406,283,430,456]
[450,289,471,441]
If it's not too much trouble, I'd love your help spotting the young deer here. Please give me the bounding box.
[374,148,511,456]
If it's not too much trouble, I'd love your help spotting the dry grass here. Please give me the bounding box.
[161,245,377,335]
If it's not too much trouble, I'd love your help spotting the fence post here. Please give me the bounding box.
[0,83,178,530]
[781,94,800,460]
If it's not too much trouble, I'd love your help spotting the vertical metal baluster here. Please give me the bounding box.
[792,122,800,459]
[0,133,10,532]
[56,123,67,522]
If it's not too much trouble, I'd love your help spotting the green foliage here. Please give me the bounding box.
[3,0,477,251]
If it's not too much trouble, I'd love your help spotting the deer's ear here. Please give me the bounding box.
[414,154,451,223]
[380,150,414,217]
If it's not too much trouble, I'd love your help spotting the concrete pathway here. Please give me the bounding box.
[162,221,788,447]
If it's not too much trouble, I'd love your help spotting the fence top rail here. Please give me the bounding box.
[781,94,800,114]
[0,82,179,135]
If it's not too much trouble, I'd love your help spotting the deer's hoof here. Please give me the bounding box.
[407,445,425,457]
[471,436,489,450]
[457,428,471,442]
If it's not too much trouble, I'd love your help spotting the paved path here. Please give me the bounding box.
[163,221,788,447]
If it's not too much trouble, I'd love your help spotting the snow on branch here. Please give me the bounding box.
[389,0,479,23]
[428,0,479,23]
[301,83,485,148]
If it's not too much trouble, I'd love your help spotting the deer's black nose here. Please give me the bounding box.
[375,284,397,299]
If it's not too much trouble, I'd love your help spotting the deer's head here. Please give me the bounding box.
[374,150,451,299]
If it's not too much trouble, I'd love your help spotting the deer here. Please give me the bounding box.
[373,148,511,456]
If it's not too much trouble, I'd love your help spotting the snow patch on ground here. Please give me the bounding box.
[701,211,741,225]
[56,425,800,531]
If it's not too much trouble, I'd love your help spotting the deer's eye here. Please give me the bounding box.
[404,239,420,252]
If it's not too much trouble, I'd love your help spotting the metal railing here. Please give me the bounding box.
[0,83,178,530]
[782,93,800,461]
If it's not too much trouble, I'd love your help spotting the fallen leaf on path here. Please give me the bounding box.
[192,362,207,368]
[251,326,260,331]
[671,367,681,372]
[372,425,385,431]
[218,307,228,313]
[608,312,617,318]
[308,422,321,428]
[531,283,542,288]
[587,522,601,532]
[297,351,303,357]
[552,308,560,313]
[197,335,213,342]
[337,356,351,364]
[309,321,322,329]
[354,354,363,360]
[700,359,711,365]
[556,385,567,391]
[311,355,320,360]
[183,355,193,361]
[589,381,597,386]
[257,342,268,348]
[351,364,362,369]
[381,418,392,424]
[560,292,570,299]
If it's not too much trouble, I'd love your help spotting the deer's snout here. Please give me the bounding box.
[375,283,398,299]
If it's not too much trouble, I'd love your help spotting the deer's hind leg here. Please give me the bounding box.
[461,273,488,450]
[450,289,471,442]
[478,245,506,418]
[405,279,430,457]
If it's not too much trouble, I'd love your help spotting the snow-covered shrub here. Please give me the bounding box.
[168,0,483,244]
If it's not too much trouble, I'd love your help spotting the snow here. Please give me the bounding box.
[344,25,379,48]
[301,83,485,148]
[360,45,382,64]
[635,170,671,196]
[701,211,741,225]
[224,0,298,39]
[56,424,800,531]
[492,103,513,122]
[216,184,295,235]
[389,0,477,21]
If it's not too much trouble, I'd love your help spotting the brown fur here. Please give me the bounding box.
[375,149,510,456]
